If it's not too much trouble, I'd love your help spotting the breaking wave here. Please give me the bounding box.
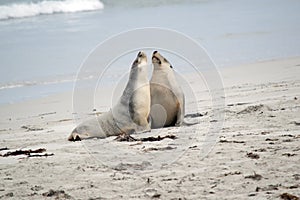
[0,0,104,20]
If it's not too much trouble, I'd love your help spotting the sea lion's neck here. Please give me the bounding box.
[130,65,149,86]
[122,65,148,97]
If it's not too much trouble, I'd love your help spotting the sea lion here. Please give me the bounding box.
[150,51,194,128]
[68,51,151,141]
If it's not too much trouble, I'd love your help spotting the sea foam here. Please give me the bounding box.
[0,0,104,20]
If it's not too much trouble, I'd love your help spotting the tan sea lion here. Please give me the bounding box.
[150,51,195,128]
[68,51,151,141]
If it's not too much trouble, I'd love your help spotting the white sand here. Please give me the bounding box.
[0,57,300,199]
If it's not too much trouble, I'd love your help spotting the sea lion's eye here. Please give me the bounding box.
[158,60,161,65]
[170,65,173,69]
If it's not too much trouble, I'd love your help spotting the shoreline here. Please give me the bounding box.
[1,55,300,107]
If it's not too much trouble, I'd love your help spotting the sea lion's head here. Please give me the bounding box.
[132,51,147,68]
[152,51,173,69]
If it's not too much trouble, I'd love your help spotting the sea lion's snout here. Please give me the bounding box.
[152,51,172,69]
[152,51,161,65]
[132,51,147,67]
[138,51,143,57]
[152,50,159,58]
[137,51,147,65]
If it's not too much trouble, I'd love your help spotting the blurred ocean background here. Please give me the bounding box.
[0,0,300,104]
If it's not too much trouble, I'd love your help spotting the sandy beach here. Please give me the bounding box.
[0,57,300,199]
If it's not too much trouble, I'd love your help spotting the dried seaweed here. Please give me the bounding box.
[280,193,299,200]
[21,125,43,131]
[0,148,53,158]
[139,135,177,142]
[246,152,260,159]
[219,139,245,144]
[115,134,177,142]
[42,189,72,199]
[143,146,176,152]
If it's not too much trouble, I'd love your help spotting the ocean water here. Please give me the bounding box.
[0,0,300,104]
